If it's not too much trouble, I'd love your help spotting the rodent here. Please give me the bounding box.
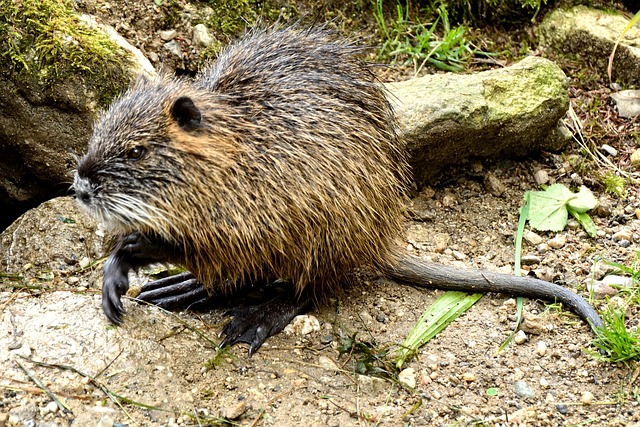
[73,25,603,354]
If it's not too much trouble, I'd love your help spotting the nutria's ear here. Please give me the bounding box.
[171,96,202,130]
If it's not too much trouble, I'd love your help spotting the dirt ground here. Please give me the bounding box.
[2,1,640,426]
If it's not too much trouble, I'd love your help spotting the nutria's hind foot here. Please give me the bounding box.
[136,272,212,310]
[220,292,313,356]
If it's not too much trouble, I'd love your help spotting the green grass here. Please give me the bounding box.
[373,0,483,73]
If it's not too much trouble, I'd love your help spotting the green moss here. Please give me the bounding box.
[0,0,132,106]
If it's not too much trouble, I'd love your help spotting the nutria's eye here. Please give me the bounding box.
[126,146,146,160]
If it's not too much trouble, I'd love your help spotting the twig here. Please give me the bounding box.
[15,359,73,415]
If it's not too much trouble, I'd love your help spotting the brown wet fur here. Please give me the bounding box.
[78,26,409,300]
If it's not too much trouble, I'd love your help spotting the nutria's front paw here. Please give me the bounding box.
[102,255,130,325]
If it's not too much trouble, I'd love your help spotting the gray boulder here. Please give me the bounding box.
[538,6,640,86]
[388,56,570,185]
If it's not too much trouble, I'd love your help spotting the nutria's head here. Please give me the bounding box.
[73,76,238,242]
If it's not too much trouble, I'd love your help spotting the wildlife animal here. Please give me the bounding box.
[74,26,602,355]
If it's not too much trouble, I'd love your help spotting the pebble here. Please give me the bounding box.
[223,401,247,420]
[556,403,569,415]
[588,281,618,298]
[96,416,114,427]
[612,229,633,241]
[520,254,541,265]
[513,380,536,398]
[602,274,634,288]
[398,368,416,388]
[452,250,466,260]
[566,219,580,230]
[523,230,543,245]
[78,256,91,269]
[318,356,340,371]
[514,330,527,345]
[485,172,506,196]
[533,169,549,185]
[320,334,333,344]
[193,23,215,48]
[535,341,547,356]
[159,29,177,41]
[357,375,387,394]
[619,239,632,248]
[631,149,640,166]
[601,144,618,157]
[462,372,476,382]
[283,315,320,335]
[41,401,59,416]
[539,377,549,388]
[581,391,595,404]
[547,236,566,249]
[163,40,183,59]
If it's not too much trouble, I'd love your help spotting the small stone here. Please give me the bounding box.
[283,315,320,335]
[442,193,457,207]
[462,372,476,382]
[358,375,387,394]
[631,150,640,166]
[539,377,549,388]
[452,250,466,260]
[535,341,547,356]
[581,391,595,405]
[588,281,618,298]
[224,401,247,420]
[318,356,340,371]
[523,230,543,246]
[533,169,549,185]
[520,254,541,266]
[547,236,566,249]
[514,330,528,345]
[619,239,632,248]
[96,416,114,427]
[566,219,580,229]
[513,380,536,398]
[78,256,91,269]
[375,313,388,323]
[601,275,634,288]
[42,401,59,415]
[398,368,416,388]
[556,403,569,415]
[600,144,618,157]
[193,23,215,47]
[612,229,633,241]
[320,334,333,344]
[159,29,177,41]
[163,40,183,59]
[485,172,506,197]
[521,315,546,335]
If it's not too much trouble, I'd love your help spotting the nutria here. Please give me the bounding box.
[74,26,602,355]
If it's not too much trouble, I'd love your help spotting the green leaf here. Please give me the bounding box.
[570,210,597,238]
[486,388,498,396]
[394,291,482,369]
[567,186,598,213]
[526,184,573,231]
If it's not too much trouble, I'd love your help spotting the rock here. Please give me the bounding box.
[163,40,184,59]
[283,315,320,335]
[539,377,549,388]
[539,6,640,86]
[520,254,541,266]
[513,380,536,398]
[523,230,543,246]
[601,275,634,288]
[612,229,633,241]
[630,150,640,166]
[600,144,618,157]
[556,403,569,415]
[357,375,388,394]
[318,356,340,371]
[521,315,547,335]
[96,415,114,427]
[581,391,595,404]
[159,29,177,41]
[223,401,247,420]
[452,250,467,261]
[398,368,416,388]
[535,341,547,356]
[485,172,506,197]
[611,90,640,118]
[533,169,549,185]
[547,236,566,249]
[462,372,476,382]
[587,281,618,298]
[514,330,528,344]
[387,56,570,185]
[0,9,154,232]
[193,24,215,48]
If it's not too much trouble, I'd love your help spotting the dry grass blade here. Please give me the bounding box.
[607,10,640,85]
